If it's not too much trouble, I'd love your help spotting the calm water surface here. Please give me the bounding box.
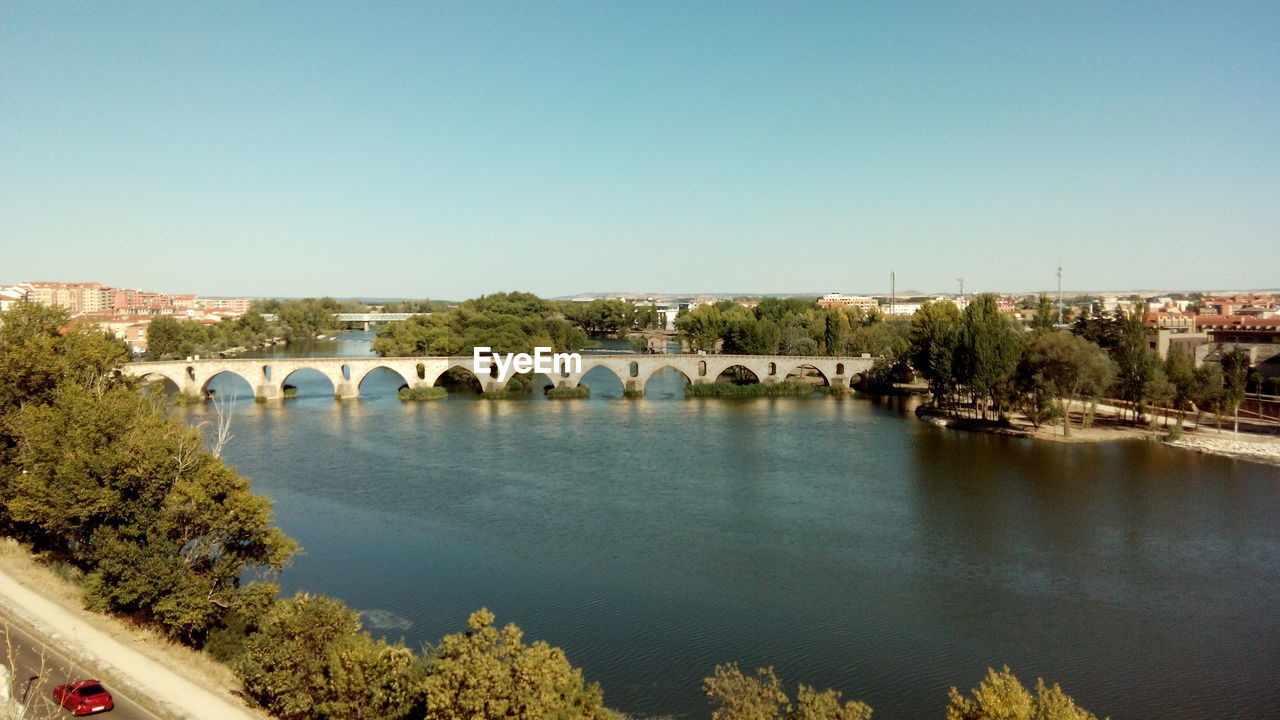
[185,333,1280,719]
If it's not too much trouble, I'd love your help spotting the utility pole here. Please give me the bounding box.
[1056,264,1064,325]
[890,271,896,317]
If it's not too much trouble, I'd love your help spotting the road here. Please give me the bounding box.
[0,615,162,720]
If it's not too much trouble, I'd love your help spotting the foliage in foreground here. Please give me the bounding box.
[236,593,426,720]
[424,608,617,720]
[704,663,872,720]
[705,664,1104,720]
[946,666,1102,720]
[0,301,296,643]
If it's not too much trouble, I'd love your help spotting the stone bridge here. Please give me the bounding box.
[121,354,878,400]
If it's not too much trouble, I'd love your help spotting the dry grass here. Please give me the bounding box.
[0,539,266,716]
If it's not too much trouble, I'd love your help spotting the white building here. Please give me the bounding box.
[818,293,878,310]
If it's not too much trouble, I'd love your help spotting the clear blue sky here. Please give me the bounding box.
[2,2,1276,298]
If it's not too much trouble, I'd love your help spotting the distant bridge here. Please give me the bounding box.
[256,313,428,330]
[122,354,878,400]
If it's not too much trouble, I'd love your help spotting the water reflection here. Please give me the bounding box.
[178,334,1280,720]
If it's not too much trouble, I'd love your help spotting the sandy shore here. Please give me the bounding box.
[1165,433,1280,465]
[916,402,1280,466]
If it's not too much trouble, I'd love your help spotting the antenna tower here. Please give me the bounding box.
[1056,264,1064,325]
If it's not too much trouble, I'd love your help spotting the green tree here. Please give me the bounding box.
[779,321,819,356]
[1020,333,1115,436]
[1070,311,1123,352]
[823,310,852,356]
[0,301,130,419]
[1219,346,1251,435]
[236,593,425,720]
[703,664,872,720]
[725,317,779,355]
[373,295,588,358]
[755,298,819,324]
[1193,363,1226,431]
[423,609,616,720]
[958,295,1026,419]
[1111,306,1157,424]
[1032,294,1056,335]
[909,300,963,407]
[1163,345,1198,429]
[7,382,296,641]
[676,305,729,353]
[946,666,1100,720]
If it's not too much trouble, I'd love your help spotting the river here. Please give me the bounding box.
[182,332,1280,719]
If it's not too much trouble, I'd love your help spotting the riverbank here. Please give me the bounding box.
[1166,433,1280,465]
[915,401,1280,464]
[0,540,266,720]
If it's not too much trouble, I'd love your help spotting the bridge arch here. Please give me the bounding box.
[354,365,414,395]
[781,363,829,386]
[280,367,337,398]
[639,365,693,396]
[578,364,624,396]
[714,364,761,385]
[200,369,255,400]
[431,364,484,394]
[138,371,183,396]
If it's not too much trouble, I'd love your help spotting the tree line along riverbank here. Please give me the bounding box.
[0,300,1118,718]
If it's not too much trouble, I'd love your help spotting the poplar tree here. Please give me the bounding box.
[957,294,1025,419]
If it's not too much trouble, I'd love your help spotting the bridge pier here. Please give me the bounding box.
[335,381,360,399]
[255,382,284,401]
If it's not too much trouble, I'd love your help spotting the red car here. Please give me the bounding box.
[53,679,114,715]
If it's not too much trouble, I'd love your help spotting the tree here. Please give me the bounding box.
[1070,311,1123,352]
[823,310,852,356]
[779,321,819,356]
[703,664,871,720]
[1219,346,1252,436]
[725,318,779,355]
[676,306,728,353]
[0,301,129,421]
[1111,306,1157,424]
[423,609,616,720]
[1032,294,1056,335]
[236,593,425,720]
[957,295,1026,420]
[909,300,963,407]
[1163,345,1198,429]
[372,295,588,358]
[1020,332,1115,436]
[1193,364,1226,431]
[946,666,1100,720]
[6,381,296,641]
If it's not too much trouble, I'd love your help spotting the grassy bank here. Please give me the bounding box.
[545,385,590,399]
[399,386,448,401]
[685,382,826,397]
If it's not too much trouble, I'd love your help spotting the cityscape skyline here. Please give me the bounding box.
[4,274,1279,305]
[3,3,1277,298]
